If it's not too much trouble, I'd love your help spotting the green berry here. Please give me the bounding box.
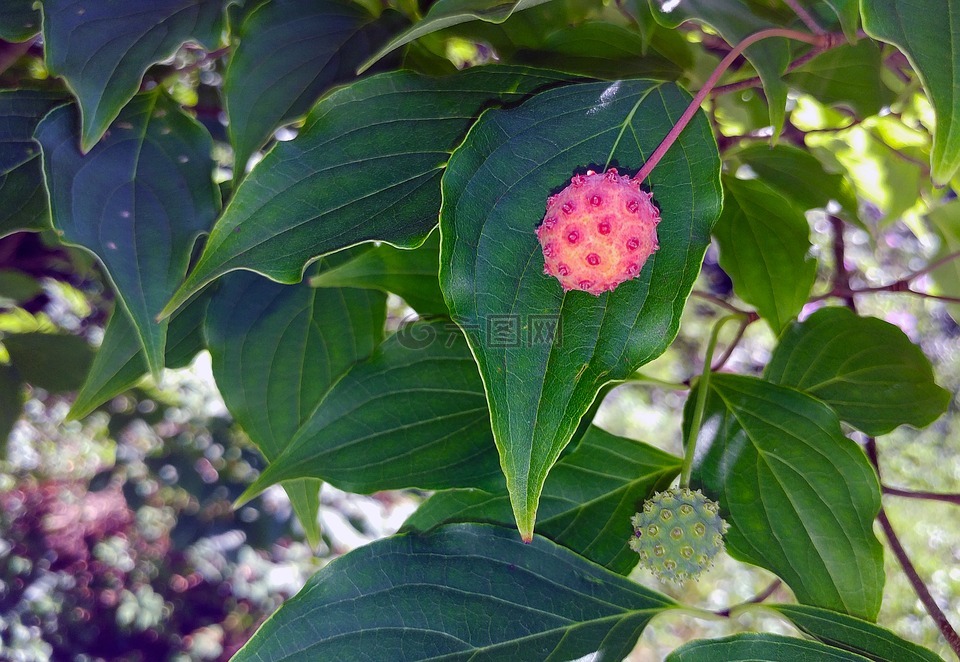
[629,487,729,584]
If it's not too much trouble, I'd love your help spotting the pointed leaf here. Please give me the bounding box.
[0,90,67,237]
[239,319,504,500]
[358,0,552,73]
[764,307,950,435]
[41,0,227,151]
[769,604,945,662]
[666,633,871,661]
[309,229,447,315]
[687,374,884,620]
[823,0,860,41]
[787,40,894,118]
[440,79,721,538]
[731,143,861,227]
[4,333,94,393]
[204,271,386,544]
[650,0,792,134]
[714,176,817,332]
[862,0,960,184]
[404,426,681,574]
[69,293,209,420]
[35,92,220,377]
[233,523,676,662]
[225,0,406,175]
[0,1,40,42]
[163,66,573,317]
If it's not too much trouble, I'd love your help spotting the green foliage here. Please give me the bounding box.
[234,524,677,661]
[35,92,219,377]
[862,0,960,184]
[687,374,884,620]
[1,0,957,658]
[440,79,721,537]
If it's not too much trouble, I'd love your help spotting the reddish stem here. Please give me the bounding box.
[633,28,826,185]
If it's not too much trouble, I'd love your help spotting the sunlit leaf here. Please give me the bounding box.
[863,0,960,184]
[713,176,816,332]
[686,374,884,619]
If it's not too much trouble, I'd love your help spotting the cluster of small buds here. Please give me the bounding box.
[629,487,728,584]
[536,168,660,295]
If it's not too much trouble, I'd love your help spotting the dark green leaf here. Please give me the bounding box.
[309,229,447,315]
[4,333,94,393]
[233,523,676,662]
[358,0,552,73]
[0,364,22,453]
[69,294,209,421]
[515,22,686,81]
[41,0,226,151]
[821,0,859,41]
[238,320,503,500]
[0,157,50,236]
[225,0,405,176]
[35,92,220,377]
[770,604,945,662]
[714,176,816,332]
[764,307,950,435]
[404,426,681,574]
[205,271,387,545]
[687,374,884,620]
[0,270,42,305]
[0,0,40,42]
[205,272,386,461]
[0,90,65,174]
[440,79,721,538]
[862,0,960,184]
[650,0,792,134]
[731,143,861,227]
[0,90,67,236]
[787,40,894,118]
[666,633,871,661]
[163,66,573,317]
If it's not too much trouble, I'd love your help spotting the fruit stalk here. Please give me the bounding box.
[633,27,829,185]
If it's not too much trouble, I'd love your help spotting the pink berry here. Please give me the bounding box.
[536,169,660,296]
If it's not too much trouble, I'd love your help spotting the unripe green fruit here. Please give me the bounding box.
[629,487,728,583]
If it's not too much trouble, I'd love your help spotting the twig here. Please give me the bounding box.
[634,28,831,184]
[783,0,826,35]
[691,290,751,315]
[714,579,783,617]
[905,249,960,282]
[711,44,825,97]
[711,315,751,371]
[867,438,960,656]
[830,216,857,311]
[883,485,960,506]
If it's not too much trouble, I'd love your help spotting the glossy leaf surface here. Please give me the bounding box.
[666,633,870,661]
[234,524,676,661]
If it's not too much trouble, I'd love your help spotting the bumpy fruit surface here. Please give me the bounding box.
[536,168,660,295]
[629,488,728,584]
